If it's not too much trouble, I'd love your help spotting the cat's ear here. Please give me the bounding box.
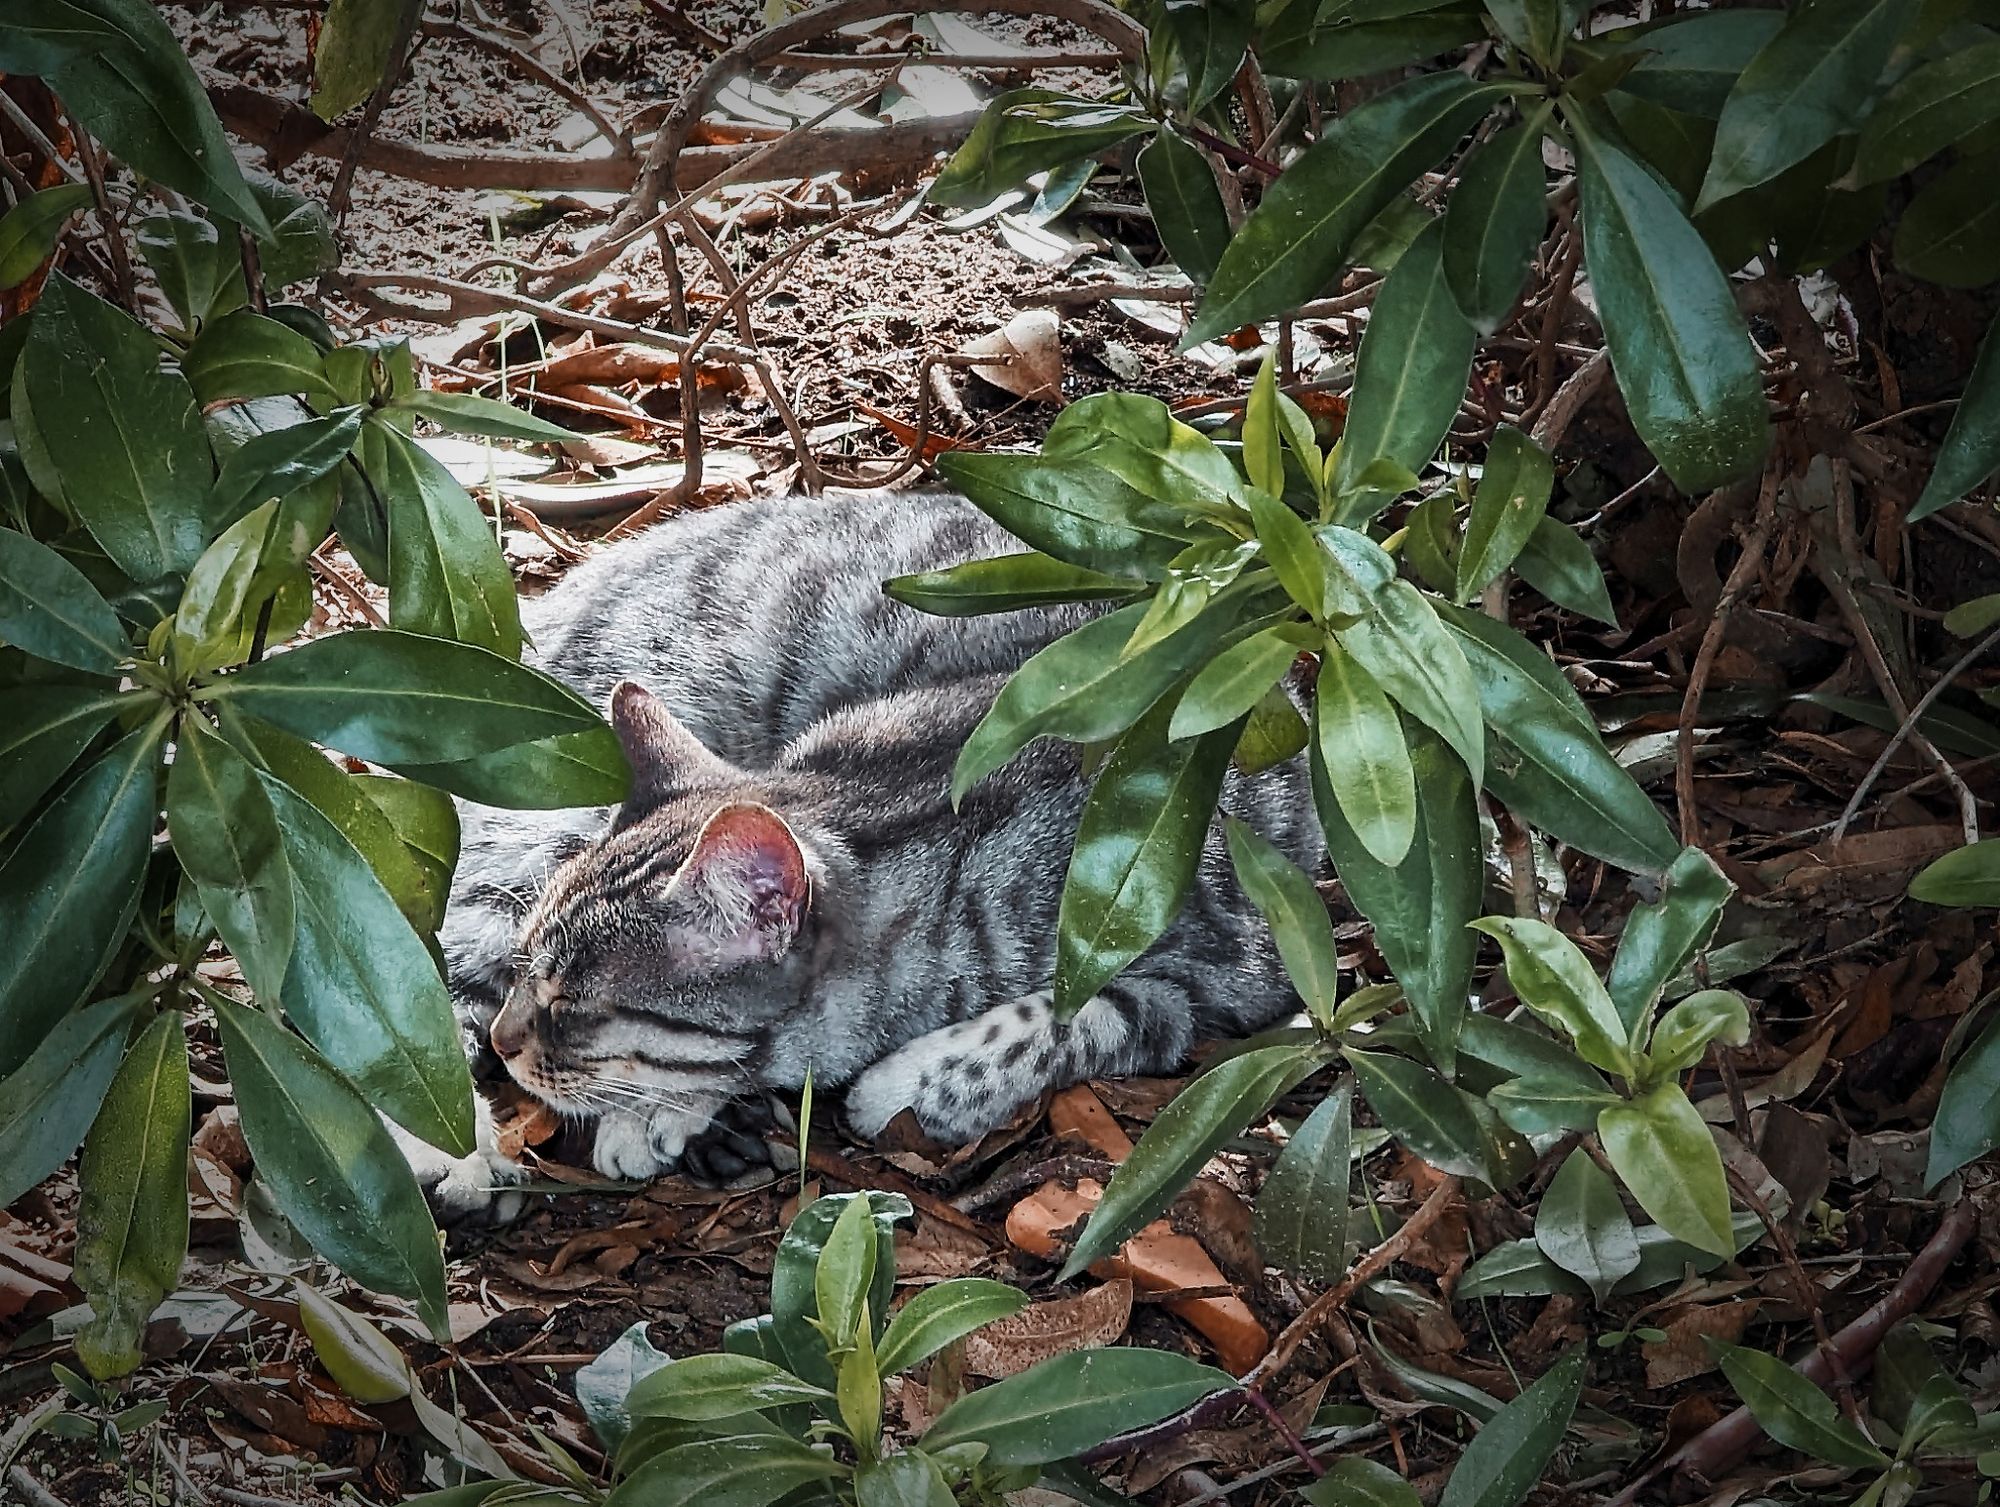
[667,802,811,962]
[610,680,731,805]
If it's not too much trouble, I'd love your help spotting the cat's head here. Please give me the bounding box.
[488,681,825,1135]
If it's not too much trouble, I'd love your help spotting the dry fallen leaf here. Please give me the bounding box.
[962,1279,1132,1378]
[961,309,1062,402]
[1641,1299,1762,1387]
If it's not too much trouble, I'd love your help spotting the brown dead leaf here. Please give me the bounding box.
[206,1376,330,1452]
[961,309,1062,402]
[1642,1300,1761,1387]
[1172,1179,1260,1287]
[896,1215,990,1281]
[495,1097,561,1160]
[961,1279,1132,1379]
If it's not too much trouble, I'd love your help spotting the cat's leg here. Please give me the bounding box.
[386,1095,529,1230]
[844,978,1196,1144]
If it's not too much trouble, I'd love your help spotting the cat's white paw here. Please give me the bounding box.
[590,1107,709,1181]
[388,1097,527,1228]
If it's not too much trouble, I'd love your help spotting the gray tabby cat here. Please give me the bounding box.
[404,490,1320,1218]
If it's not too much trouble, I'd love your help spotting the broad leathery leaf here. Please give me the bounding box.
[1137,128,1231,284]
[295,1280,412,1403]
[922,1347,1235,1465]
[166,715,293,1004]
[931,89,1154,207]
[310,0,403,117]
[1454,426,1554,603]
[1042,392,1248,521]
[1487,1076,1622,1136]
[1471,916,1631,1077]
[885,552,1136,617]
[1235,684,1310,775]
[1646,989,1750,1078]
[1913,838,2000,908]
[202,627,597,763]
[1709,1341,1890,1469]
[1186,75,1513,346]
[387,389,577,444]
[817,1192,878,1350]
[1437,1347,1585,1507]
[1436,603,1679,874]
[135,211,244,334]
[1483,0,1580,67]
[1316,643,1416,867]
[182,309,341,406]
[0,719,164,1076]
[1244,350,1284,499]
[1262,1,1486,84]
[207,406,364,528]
[1311,718,1478,1071]
[0,524,129,673]
[73,1011,190,1379]
[1944,594,2000,639]
[0,989,142,1208]
[263,775,474,1155]
[1534,1149,1639,1305]
[211,996,450,1338]
[1225,816,1340,1030]
[1571,119,1768,495]
[626,1354,833,1421]
[1605,844,1732,1037]
[834,1320,882,1446]
[1513,515,1617,625]
[606,1433,846,1507]
[0,184,93,290]
[1911,312,2000,524]
[1459,1013,1612,1099]
[1442,110,1553,335]
[1061,1043,1326,1279]
[857,1453,954,1507]
[938,451,1211,582]
[1169,625,1301,741]
[1253,1080,1352,1282]
[576,1322,671,1452]
[877,1279,1029,1378]
[174,498,287,670]
[771,1193,908,1390]
[1460,1212,1763,1301]
[1164,0,1251,110]
[1851,42,2000,186]
[1302,1457,1420,1507]
[1247,484,1323,618]
[393,724,631,812]
[1610,10,1782,118]
[1598,1081,1733,1256]
[1696,0,1911,211]
[1320,527,1484,783]
[1329,218,1476,510]
[0,0,122,73]
[368,423,522,655]
[1893,151,2000,290]
[1926,1006,2000,1187]
[1347,1048,1531,1187]
[21,274,213,581]
[351,774,458,933]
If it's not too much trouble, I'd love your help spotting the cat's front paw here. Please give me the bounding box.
[387,1099,528,1232]
[678,1097,780,1186]
[591,1110,681,1181]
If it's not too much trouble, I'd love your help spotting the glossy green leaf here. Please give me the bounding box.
[352,774,459,933]
[1893,151,2000,289]
[1056,702,1241,1014]
[816,1191,879,1351]
[931,89,1154,207]
[1246,486,1323,621]
[166,714,293,1003]
[1911,312,2000,523]
[771,1192,908,1390]
[577,1323,671,1453]
[1852,41,2000,185]
[0,989,141,1209]
[1244,350,1285,499]
[0,185,93,290]
[1347,1048,1531,1187]
[1317,643,1416,867]
[0,0,122,73]
[627,1354,833,1422]
[1455,426,1554,602]
[387,389,575,443]
[212,996,450,1338]
[73,1010,190,1379]
[1513,515,1617,625]
[1696,0,1910,210]
[182,309,341,405]
[876,1279,1029,1378]
[1062,1043,1325,1279]
[1437,1347,1585,1507]
[1913,838,2000,908]
[1302,1457,1420,1507]
[1460,1013,1612,1097]
[0,525,128,673]
[1330,218,1476,508]
[1168,626,1301,742]
[0,720,163,1076]
[1225,816,1340,1030]
[173,498,284,669]
[884,552,1135,616]
[1605,844,1732,1036]
[1042,392,1249,520]
[207,406,364,528]
[1269,7,1487,84]
[1187,75,1511,345]
[135,211,244,334]
[295,1281,411,1404]
[1165,0,1251,109]
[1710,1341,1890,1469]
[1459,1211,1763,1301]
[1137,128,1231,284]
[393,724,631,812]
[606,1434,847,1507]
[1927,1008,2000,1186]
[1611,10,1783,118]
[1534,1150,1638,1305]
[368,423,523,656]
[922,1347,1235,1465]
[308,0,402,116]
[1646,989,1750,1078]
[939,451,1210,582]
[1253,1080,1352,1282]
[1599,1081,1732,1256]
[857,1452,954,1507]
[1572,118,1767,495]
[1486,1075,1622,1136]
[1471,915,1630,1077]
[1485,0,1581,66]
[1234,684,1310,775]
[1442,111,1552,335]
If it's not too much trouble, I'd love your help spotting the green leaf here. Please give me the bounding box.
[0,989,142,1209]
[1471,915,1631,1077]
[1330,218,1476,509]
[73,1010,190,1379]
[1264,3,1487,83]
[577,1322,672,1453]
[1852,41,2000,185]
[1893,150,2000,289]
[1055,702,1240,1015]
[1441,110,1552,335]
[1302,1457,1421,1507]
[1187,75,1511,345]
[1311,717,1478,1070]
[1486,1075,1622,1136]
[0,720,163,1076]
[938,451,1210,582]
[393,724,631,812]
[182,309,341,405]
[352,774,458,930]
[366,423,523,655]
[1454,427,1553,603]
[884,552,1136,616]
[1926,1007,2000,1185]
[1225,816,1340,1030]
[1346,1047,1530,1186]
[626,1354,834,1422]
[1645,989,1750,1078]
[1911,312,2000,523]
[1253,1080,1352,1282]
[1247,484,1324,618]
[211,995,450,1339]
[857,1453,954,1507]
[387,389,577,444]
[207,407,364,528]
[1571,118,1768,495]
[1709,1341,1891,1470]
[876,1279,1029,1378]
[1234,684,1310,775]
[1533,1149,1638,1305]
[1063,1043,1324,1279]
[294,1281,411,1403]
[0,184,93,290]
[817,1192,879,1351]
[1168,626,1301,741]
[606,1434,846,1507]
[1459,1213,1761,1301]
[1245,351,1284,499]
[0,0,122,73]
[1137,128,1232,284]
[1436,1347,1585,1507]
[0,524,128,673]
[772,1193,908,1390]
[922,1348,1236,1465]
[1513,515,1617,625]
[931,89,1155,207]
[1042,392,1249,521]
[135,211,245,334]
[1605,844,1732,1037]
[174,498,287,671]
[1316,643,1416,867]
[1696,0,1911,210]
[167,715,293,1004]
[263,775,474,1155]
[1914,838,2000,908]
[1164,0,1251,110]
[1598,1081,1733,1256]
[1611,10,1783,118]
[21,273,213,581]
[202,627,597,764]
[309,0,403,117]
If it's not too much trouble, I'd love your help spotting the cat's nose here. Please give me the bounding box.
[489,995,532,1060]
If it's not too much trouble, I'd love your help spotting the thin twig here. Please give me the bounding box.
[955,1153,1122,1213]
[7,1467,68,1507]
[775,47,1125,69]
[0,92,84,185]
[71,122,134,308]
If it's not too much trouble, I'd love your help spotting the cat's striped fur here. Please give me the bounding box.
[408,490,1320,1213]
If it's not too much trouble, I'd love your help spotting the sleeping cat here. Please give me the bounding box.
[402,490,1321,1219]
